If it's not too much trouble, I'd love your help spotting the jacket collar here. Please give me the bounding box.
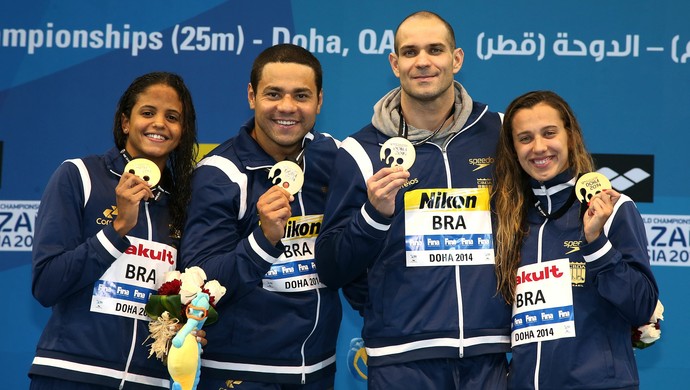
[235,117,315,169]
[531,170,576,197]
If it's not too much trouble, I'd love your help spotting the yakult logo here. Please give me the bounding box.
[124,243,174,264]
[515,264,564,285]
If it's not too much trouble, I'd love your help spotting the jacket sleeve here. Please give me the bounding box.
[32,162,130,307]
[579,196,659,326]
[341,272,369,315]
[315,138,391,289]
[179,161,281,303]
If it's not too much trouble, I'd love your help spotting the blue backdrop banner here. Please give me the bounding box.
[1,1,688,388]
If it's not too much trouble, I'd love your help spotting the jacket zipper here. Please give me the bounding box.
[296,190,318,384]
[436,144,465,357]
[120,201,152,389]
[533,184,550,390]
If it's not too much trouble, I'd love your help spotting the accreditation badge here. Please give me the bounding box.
[403,188,494,267]
[262,214,326,292]
[511,258,575,347]
[91,236,176,320]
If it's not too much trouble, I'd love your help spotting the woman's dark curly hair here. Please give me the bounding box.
[113,72,198,238]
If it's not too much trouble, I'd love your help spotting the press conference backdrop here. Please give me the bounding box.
[1,1,688,388]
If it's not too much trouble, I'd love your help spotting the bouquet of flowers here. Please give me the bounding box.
[632,300,664,350]
[145,266,227,360]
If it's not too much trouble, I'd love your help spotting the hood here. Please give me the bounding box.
[371,81,475,146]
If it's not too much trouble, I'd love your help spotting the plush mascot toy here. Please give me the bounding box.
[167,292,210,390]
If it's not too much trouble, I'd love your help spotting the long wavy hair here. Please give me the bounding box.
[493,90,594,304]
[113,72,198,238]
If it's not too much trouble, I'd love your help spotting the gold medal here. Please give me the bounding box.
[268,160,304,195]
[576,172,612,204]
[380,137,416,170]
[124,158,161,187]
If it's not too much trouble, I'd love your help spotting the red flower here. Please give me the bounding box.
[201,287,217,307]
[631,328,642,343]
[158,279,182,295]
[145,268,225,327]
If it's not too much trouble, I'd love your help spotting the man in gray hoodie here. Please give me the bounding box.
[316,10,510,390]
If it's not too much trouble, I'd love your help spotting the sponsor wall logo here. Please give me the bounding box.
[0,200,39,251]
[592,154,653,202]
[347,337,368,381]
[197,143,219,163]
[0,141,3,189]
[643,214,690,266]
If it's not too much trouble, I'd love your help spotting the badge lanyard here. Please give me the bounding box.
[532,188,577,220]
[532,174,592,220]
[397,105,455,146]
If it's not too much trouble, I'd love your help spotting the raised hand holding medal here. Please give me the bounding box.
[576,172,620,242]
[113,158,160,237]
[257,159,305,246]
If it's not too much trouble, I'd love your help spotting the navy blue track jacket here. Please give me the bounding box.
[179,119,341,385]
[508,172,658,390]
[30,147,173,389]
[315,102,512,367]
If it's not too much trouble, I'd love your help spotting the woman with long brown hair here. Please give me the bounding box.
[493,90,658,389]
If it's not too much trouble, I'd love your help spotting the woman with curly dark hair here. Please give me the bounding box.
[29,72,199,389]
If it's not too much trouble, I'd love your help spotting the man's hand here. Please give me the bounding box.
[257,186,293,245]
[366,166,410,217]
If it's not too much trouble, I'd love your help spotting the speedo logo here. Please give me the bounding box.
[563,240,581,254]
[469,157,494,171]
[96,205,118,225]
[223,379,243,389]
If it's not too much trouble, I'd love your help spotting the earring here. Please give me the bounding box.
[124,128,129,134]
